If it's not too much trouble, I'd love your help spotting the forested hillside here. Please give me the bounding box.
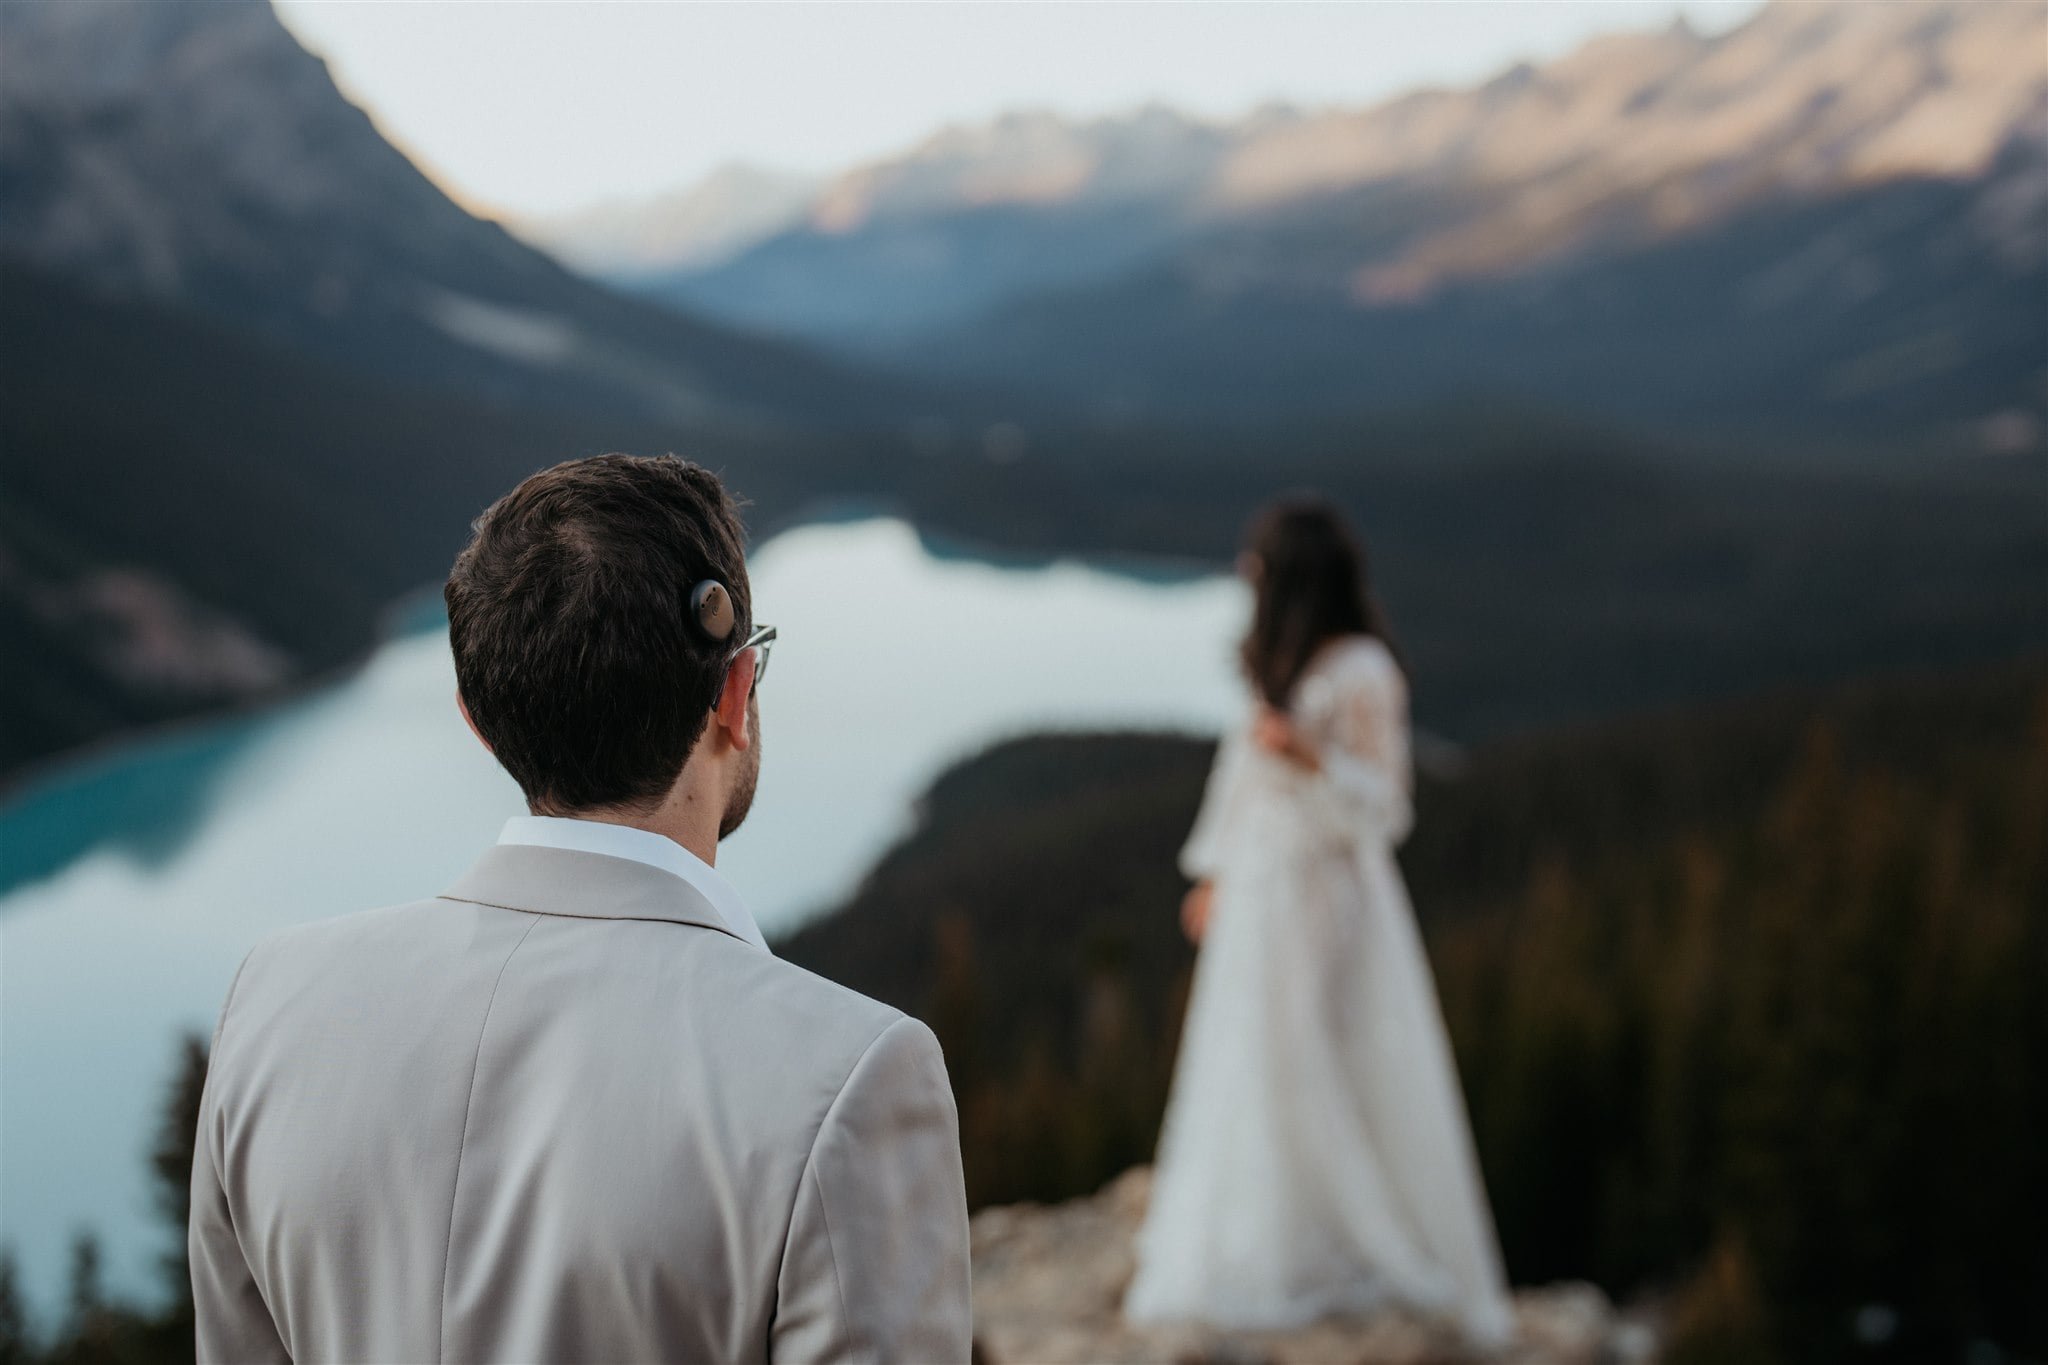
[778,658,2048,1359]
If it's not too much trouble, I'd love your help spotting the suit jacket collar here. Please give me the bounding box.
[439,843,763,950]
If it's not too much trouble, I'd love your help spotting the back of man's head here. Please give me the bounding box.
[444,453,750,816]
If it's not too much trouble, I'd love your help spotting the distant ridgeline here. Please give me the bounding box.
[778,657,2048,1362]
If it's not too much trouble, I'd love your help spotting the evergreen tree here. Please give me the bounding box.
[0,1250,32,1365]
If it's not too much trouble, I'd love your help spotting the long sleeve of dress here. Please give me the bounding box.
[1295,645,1414,846]
[1178,725,1256,881]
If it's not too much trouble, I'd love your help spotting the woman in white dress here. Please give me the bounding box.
[1124,498,1514,1346]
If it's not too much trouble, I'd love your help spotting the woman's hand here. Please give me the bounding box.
[1253,707,1321,772]
[1181,880,1214,945]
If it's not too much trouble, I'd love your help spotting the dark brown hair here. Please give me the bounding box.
[445,453,750,815]
[1238,495,1400,710]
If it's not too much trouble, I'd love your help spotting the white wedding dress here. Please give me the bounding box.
[1124,635,1514,1345]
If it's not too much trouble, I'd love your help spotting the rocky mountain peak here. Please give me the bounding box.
[0,0,496,302]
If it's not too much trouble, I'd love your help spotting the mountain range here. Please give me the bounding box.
[2,0,2043,786]
[521,164,825,278]
[560,0,2047,438]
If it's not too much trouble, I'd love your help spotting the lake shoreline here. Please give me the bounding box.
[0,505,1233,809]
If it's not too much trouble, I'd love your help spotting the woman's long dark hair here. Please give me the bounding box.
[1238,496,1401,710]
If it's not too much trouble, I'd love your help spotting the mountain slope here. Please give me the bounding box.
[0,260,624,775]
[0,0,909,427]
[908,154,2047,436]
[0,257,918,783]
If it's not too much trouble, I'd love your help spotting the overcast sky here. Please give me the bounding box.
[274,0,1766,221]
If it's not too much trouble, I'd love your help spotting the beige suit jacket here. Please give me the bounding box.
[189,841,973,1363]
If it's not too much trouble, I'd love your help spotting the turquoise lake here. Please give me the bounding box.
[0,516,1248,1314]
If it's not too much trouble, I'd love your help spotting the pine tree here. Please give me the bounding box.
[0,1250,32,1365]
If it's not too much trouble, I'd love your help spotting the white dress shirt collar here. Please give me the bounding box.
[496,815,770,953]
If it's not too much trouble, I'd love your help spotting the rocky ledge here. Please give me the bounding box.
[970,1168,1659,1365]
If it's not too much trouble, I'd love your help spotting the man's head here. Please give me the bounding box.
[445,454,761,837]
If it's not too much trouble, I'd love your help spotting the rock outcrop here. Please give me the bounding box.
[970,1168,1659,1365]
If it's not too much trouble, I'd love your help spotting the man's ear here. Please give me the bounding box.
[456,690,493,753]
[712,651,755,751]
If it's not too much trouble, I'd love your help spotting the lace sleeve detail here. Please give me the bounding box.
[1297,643,1414,845]
[1179,724,1254,880]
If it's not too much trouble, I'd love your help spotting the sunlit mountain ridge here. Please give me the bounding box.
[564,0,2046,436]
[543,0,2042,285]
